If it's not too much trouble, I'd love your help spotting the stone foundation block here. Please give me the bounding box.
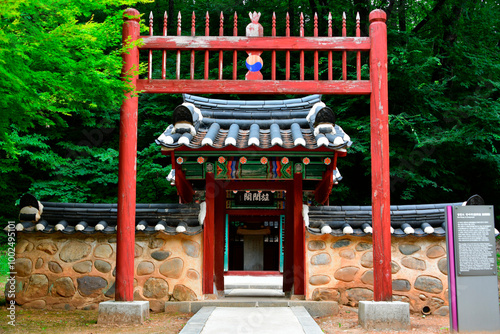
[358,301,410,331]
[97,301,150,325]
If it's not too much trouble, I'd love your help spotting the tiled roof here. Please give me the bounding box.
[156,94,352,150]
[305,203,464,237]
[14,202,202,235]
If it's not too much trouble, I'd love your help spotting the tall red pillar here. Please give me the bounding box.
[115,8,140,302]
[293,172,305,296]
[369,9,392,302]
[203,172,216,294]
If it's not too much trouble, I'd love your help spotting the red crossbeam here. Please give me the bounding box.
[137,79,371,94]
[139,36,370,51]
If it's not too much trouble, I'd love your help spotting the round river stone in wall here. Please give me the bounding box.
[95,260,112,273]
[393,295,410,304]
[399,244,420,255]
[151,251,171,261]
[360,251,373,268]
[182,240,200,258]
[159,258,184,279]
[104,283,115,298]
[346,288,373,306]
[173,284,197,301]
[392,279,411,291]
[402,256,426,270]
[414,275,443,294]
[15,258,32,277]
[35,258,43,269]
[48,261,63,273]
[137,261,155,276]
[438,258,448,275]
[187,269,200,280]
[311,253,331,265]
[53,277,76,297]
[361,270,373,285]
[60,241,91,263]
[77,276,108,296]
[308,240,326,251]
[24,274,49,298]
[16,240,34,254]
[312,288,340,301]
[355,242,372,251]
[426,245,445,259]
[434,306,449,316]
[37,241,58,255]
[149,238,165,249]
[332,239,351,249]
[391,261,401,274]
[24,300,46,309]
[135,244,144,258]
[339,249,355,259]
[143,278,169,299]
[334,266,359,282]
[73,261,93,274]
[309,275,331,286]
[94,244,113,258]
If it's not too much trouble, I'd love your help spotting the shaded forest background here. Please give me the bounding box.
[1,0,499,239]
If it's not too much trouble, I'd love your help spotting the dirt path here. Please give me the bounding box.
[315,305,450,333]
[0,305,452,334]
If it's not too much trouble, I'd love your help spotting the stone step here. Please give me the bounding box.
[165,300,339,318]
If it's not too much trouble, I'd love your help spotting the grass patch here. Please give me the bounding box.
[0,244,11,306]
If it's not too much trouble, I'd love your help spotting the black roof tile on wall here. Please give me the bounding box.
[11,201,491,238]
[306,202,465,237]
[14,202,202,236]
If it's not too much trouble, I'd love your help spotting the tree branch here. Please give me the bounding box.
[412,0,447,33]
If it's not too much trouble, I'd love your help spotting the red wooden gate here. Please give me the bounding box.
[116,8,390,302]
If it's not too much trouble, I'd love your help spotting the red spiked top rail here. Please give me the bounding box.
[116,8,391,302]
[136,10,370,94]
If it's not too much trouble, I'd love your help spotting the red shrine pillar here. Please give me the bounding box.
[369,10,392,302]
[116,8,140,302]
[203,172,216,294]
[293,172,305,295]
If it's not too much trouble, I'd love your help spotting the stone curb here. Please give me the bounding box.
[179,306,216,334]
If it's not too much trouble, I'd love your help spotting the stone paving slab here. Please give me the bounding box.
[166,299,339,317]
[180,306,323,334]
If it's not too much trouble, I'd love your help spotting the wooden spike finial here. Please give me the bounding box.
[163,11,168,36]
[191,11,196,36]
[220,11,224,36]
[356,12,360,36]
[300,12,304,37]
[177,11,181,36]
[328,12,332,37]
[205,11,209,36]
[342,12,346,37]
[314,12,318,34]
[234,12,238,36]
[272,12,276,36]
[286,12,290,37]
[149,11,153,35]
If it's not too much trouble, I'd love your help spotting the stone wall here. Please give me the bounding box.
[11,232,203,311]
[305,232,449,315]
